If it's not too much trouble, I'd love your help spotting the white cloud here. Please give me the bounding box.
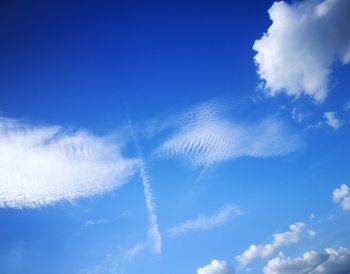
[0,116,138,208]
[139,162,162,254]
[197,260,235,274]
[307,229,316,238]
[333,184,350,210]
[79,243,144,274]
[253,0,350,102]
[154,103,302,168]
[169,204,242,237]
[306,121,323,130]
[146,99,228,139]
[236,223,307,267]
[85,219,110,227]
[125,110,162,255]
[342,197,350,210]
[332,184,349,202]
[263,247,350,274]
[124,243,144,261]
[323,111,342,129]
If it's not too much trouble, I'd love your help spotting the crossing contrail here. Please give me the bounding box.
[124,104,162,254]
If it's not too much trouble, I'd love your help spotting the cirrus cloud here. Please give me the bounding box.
[154,102,302,168]
[168,204,242,237]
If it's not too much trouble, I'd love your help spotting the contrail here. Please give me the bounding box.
[124,104,162,254]
[139,161,161,253]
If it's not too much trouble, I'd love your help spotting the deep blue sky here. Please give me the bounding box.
[0,1,273,128]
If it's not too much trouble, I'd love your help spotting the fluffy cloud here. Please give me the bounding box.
[197,260,235,274]
[323,112,342,129]
[333,184,350,210]
[236,223,307,267]
[333,184,349,202]
[169,204,242,237]
[263,247,350,274]
[0,116,138,208]
[253,0,350,102]
[154,102,302,167]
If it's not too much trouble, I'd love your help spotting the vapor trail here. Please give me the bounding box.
[125,104,162,254]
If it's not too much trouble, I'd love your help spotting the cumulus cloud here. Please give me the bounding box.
[323,112,342,129]
[197,260,235,274]
[263,247,350,274]
[236,223,307,267]
[333,184,349,202]
[253,0,350,102]
[332,184,350,210]
[169,204,242,237]
[154,102,302,168]
[0,116,138,208]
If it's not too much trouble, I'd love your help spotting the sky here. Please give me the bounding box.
[0,0,350,273]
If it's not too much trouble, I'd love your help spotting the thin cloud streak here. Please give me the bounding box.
[168,204,242,237]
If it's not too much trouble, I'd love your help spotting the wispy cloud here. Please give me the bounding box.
[154,102,302,168]
[253,0,350,102]
[168,204,242,237]
[344,99,350,112]
[291,107,308,123]
[236,222,308,267]
[124,243,145,261]
[324,111,342,129]
[263,247,350,274]
[79,243,144,274]
[333,184,350,211]
[0,116,138,208]
[145,99,229,139]
[84,219,111,227]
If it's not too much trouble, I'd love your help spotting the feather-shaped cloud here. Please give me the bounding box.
[153,102,302,167]
[0,116,138,208]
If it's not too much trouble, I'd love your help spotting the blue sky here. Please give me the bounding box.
[1,0,350,273]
